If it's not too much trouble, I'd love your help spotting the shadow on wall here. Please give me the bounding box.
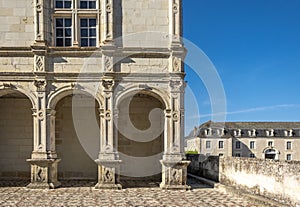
[187,154,220,182]
[232,137,255,158]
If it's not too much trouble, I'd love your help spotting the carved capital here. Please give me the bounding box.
[170,80,182,91]
[102,79,114,91]
[34,79,47,92]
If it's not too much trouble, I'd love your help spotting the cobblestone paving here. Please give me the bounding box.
[0,179,258,207]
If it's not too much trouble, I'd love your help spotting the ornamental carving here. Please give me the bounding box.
[34,80,47,92]
[0,83,15,90]
[102,79,114,91]
[106,3,112,13]
[103,168,113,182]
[104,56,113,72]
[172,111,179,122]
[171,169,181,184]
[170,80,182,91]
[105,110,112,120]
[35,56,44,72]
[37,110,44,120]
[173,57,181,72]
[173,3,179,13]
[36,167,45,182]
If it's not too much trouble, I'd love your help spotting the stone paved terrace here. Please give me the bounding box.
[0,178,263,207]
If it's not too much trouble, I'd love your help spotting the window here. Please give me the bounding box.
[55,18,72,46]
[250,153,255,158]
[55,0,72,8]
[53,0,98,47]
[80,0,96,9]
[80,18,96,47]
[287,141,292,150]
[250,141,255,149]
[206,141,211,149]
[286,154,292,161]
[235,141,241,149]
[218,141,224,149]
[235,153,241,157]
[268,141,273,147]
[219,153,224,157]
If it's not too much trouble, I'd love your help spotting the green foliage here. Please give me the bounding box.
[185,150,199,155]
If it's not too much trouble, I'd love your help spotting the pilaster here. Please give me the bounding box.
[169,0,182,47]
[95,77,122,189]
[160,79,190,190]
[160,160,190,190]
[101,0,114,45]
[27,79,60,189]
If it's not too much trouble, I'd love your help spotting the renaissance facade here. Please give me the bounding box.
[186,121,300,161]
[0,0,190,189]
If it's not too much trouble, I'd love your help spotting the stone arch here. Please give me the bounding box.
[116,89,166,184]
[48,85,103,109]
[54,90,100,180]
[0,84,36,109]
[114,85,170,110]
[263,147,280,160]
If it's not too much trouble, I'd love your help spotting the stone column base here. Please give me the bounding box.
[94,159,122,190]
[160,159,191,190]
[26,158,61,189]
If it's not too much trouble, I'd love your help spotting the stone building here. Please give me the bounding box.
[186,121,300,161]
[0,0,190,189]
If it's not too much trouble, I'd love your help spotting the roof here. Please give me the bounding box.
[199,121,300,129]
[186,121,300,138]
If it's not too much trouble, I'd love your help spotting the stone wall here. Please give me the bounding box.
[0,0,34,47]
[187,154,220,181]
[55,96,99,179]
[0,98,33,178]
[118,93,164,179]
[187,155,300,206]
[122,0,169,47]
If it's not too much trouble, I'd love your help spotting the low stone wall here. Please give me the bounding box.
[187,154,219,181]
[187,155,300,206]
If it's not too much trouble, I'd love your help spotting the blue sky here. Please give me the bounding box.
[183,0,300,134]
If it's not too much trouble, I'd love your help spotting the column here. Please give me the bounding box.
[169,0,182,47]
[160,80,190,190]
[95,77,122,189]
[26,80,60,189]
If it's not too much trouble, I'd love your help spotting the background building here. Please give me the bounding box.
[186,121,300,161]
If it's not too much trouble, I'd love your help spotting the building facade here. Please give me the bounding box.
[0,0,190,189]
[186,121,300,161]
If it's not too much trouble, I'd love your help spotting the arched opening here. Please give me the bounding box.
[55,93,100,181]
[117,92,165,187]
[264,148,278,160]
[0,90,33,184]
